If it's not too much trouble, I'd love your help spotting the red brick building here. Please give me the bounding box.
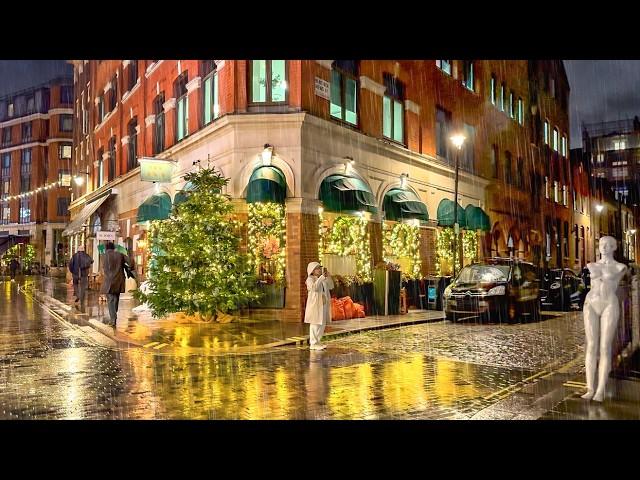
[67,60,573,321]
[0,76,74,265]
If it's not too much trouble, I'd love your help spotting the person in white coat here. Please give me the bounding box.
[304,261,334,350]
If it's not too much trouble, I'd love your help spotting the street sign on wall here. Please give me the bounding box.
[138,157,177,183]
[96,231,116,241]
[315,77,330,100]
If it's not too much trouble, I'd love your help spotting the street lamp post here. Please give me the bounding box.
[450,134,466,278]
[595,203,604,260]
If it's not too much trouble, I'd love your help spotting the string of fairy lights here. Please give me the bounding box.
[1,179,66,202]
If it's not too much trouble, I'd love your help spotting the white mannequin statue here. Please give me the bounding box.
[582,236,627,402]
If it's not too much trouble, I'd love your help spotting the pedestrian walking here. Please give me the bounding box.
[9,257,19,281]
[100,241,129,327]
[68,245,93,313]
[304,261,334,350]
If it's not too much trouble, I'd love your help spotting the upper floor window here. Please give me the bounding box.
[461,123,475,171]
[97,148,104,188]
[60,114,73,132]
[544,120,550,145]
[436,60,451,75]
[60,85,73,105]
[490,144,499,178]
[127,118,137,171]
[504,151,512,184]
[250,60,287,104]
[509,91,515,119]
[97,95,105,124]
[2,127,11,146]
[552,127,559,152]
[26,95,35,113]
[514,157,524,189]
[174,72,189,142]
[499,83,505,112]
[22,122,32,141]
[382,73,404,144]
[59,144,72,159]
[7,103,14,117]
[57,197,70,217]
[201,61,220,126]
[330,60,358,126]
[461,61,474,91]
[108,137,116,182]
[108,76,118,112]
[19,198,30,224]
[613,139,626,150]
[153,93,165,155]
[553,180,559,203]
[561,135,567,157]
[127,61,138,91]
[544,176,549,199]
[517,98,524,125]
[436,106,452,160]
[490,75,496,105]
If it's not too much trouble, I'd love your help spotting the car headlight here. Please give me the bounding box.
[443,286,452,299]
[486,286,505,296]
[550,282,561,289]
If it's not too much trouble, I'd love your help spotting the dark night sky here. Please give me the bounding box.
[1,60,639,151]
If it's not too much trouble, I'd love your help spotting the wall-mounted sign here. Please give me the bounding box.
[138,157,178,183]
[314,77,330,101]
[96,231,116,241]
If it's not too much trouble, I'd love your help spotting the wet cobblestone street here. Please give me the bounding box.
[0,278,586,419]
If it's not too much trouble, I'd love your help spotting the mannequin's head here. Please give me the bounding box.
[598,236,617,257]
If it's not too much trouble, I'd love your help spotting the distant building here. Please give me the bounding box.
[0,76,73,266]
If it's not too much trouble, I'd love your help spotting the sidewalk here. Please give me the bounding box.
[33,276,445,355]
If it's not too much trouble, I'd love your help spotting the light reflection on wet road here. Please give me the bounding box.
[0,278,585,419]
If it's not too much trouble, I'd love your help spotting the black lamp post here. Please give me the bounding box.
[450,133,465,278]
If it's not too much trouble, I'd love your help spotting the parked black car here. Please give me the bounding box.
[444,258,541,323]
[539,268,585,311]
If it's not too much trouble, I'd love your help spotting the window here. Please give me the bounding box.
[596,152,604,163]
[97,148,104,188]
[108,76,117,112]
[561,135,567,157]
[461,61,474,91]
[552,128,559,152]
[509,91,515,118]
[436,107,452,160]
[127,61,138,91]
[127,118,137,171]
[517,98,524,125]
[59,144,72,159]
[97,95,105,123]
[1,153,10,216]
[1,202,8,224]
[82,107,88,134]
[436,60,451,75]
[490,75,496,105]
[461,123,475,171]
[60,85,73,105]
[202,61,220,126]
[563,221,569,257]
[573,189,578,212]
[250,60,287,103]
[490,144,499,178]
[330,60,358,126]
[108,137,116,182]
[504,151,513,184]
[544,121,549,145]
[613,139,626,150]
[563,185,568,206]
[7,103,14,117]
[153,93,165,154]
[514,157,524,189]
[22,122,32,141]
[175,73,189,142]
[19,198,30,224]
[57,197,70,216]
[26,95,35,113]
[544,176,549,199]
[553,180,559,203]
[500,83,505,111]
[2,127,12,146]
[59,114,73,132]
[382,73,404,144]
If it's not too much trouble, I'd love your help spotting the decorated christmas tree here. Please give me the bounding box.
[137,167,261,321]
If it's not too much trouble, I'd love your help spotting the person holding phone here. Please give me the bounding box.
[304,262,334,350]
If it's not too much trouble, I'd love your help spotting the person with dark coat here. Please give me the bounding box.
[100,242,129,327]
[9,258,19,281]
[68,245,94,313]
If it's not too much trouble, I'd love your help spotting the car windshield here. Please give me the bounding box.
[456,265,510,283]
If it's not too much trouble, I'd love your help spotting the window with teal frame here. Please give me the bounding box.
[250,60,287,104]
[330,61,358,126]
[202,61,219,125]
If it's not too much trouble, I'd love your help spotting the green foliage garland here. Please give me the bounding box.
[383,222,421,279]
[247,202,286,285]
[322,215,372,282]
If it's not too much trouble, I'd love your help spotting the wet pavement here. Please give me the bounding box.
[0,276,590,419]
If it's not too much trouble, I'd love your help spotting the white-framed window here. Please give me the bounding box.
[544,121,549,145]
[518,98,524,125]
[552,127,559,152]
[500,83,505,112]
[202,61,220,126]
[613,139,626,150]
[554,180,559,203]
[436,60,451,75]
[382,73,405,144]
[490,75,496,105]
[561,135,567,157]
[545,176,549,199]
[330,61,358,126]
[509,91,515,119]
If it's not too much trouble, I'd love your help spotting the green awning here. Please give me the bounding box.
[436,199,467,228]
[137,192,172,223]
[174,181,196,206]
[465,204,491,231]
[246,166,286,204]
[383,188,429,222]
[319,174,378,214]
